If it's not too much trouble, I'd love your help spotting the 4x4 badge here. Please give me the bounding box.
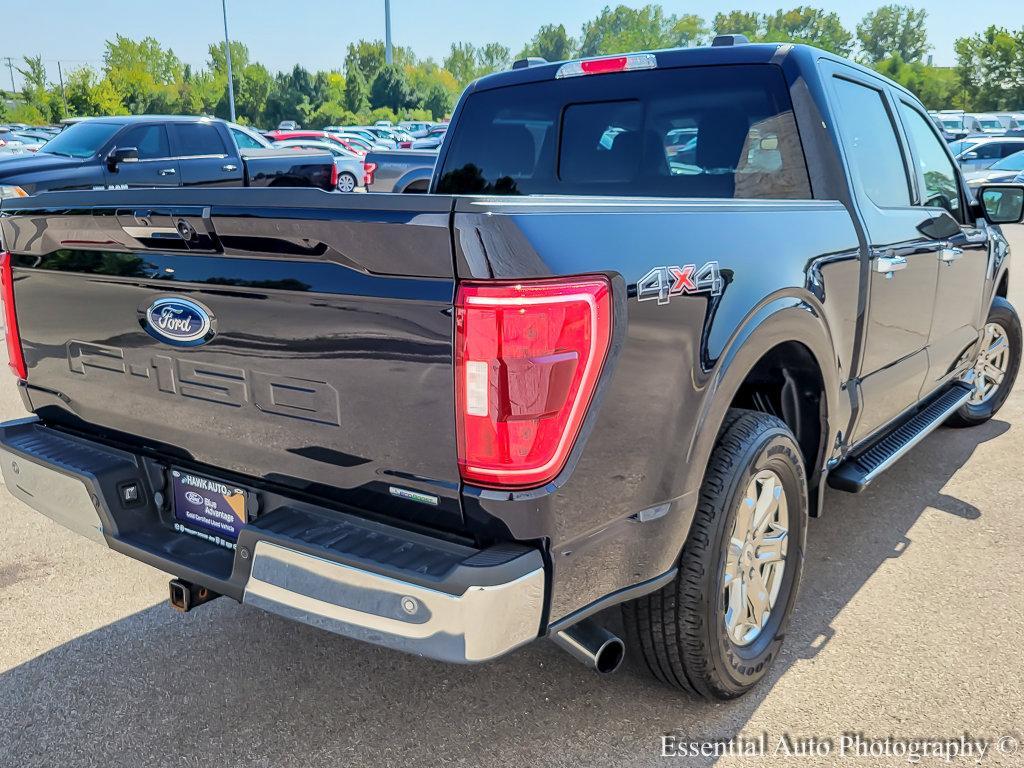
[637,262,724,304]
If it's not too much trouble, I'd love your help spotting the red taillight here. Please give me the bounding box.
[0,252,27,380]
[329,162,339,189]
[555,53,657,79]
[455,277,612,489]
[400,141,412,149]
[363,161,377,187]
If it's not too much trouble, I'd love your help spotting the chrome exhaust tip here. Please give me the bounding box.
[552,618,625,674]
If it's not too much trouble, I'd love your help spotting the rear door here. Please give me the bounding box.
[103,124,180,188]
[825,67,939,443]
[169,122,244,187]
[0,189,463,531]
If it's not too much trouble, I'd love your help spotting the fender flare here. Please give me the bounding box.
[678,294,845,499]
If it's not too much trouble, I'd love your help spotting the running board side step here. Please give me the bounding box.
[828,383,972,493]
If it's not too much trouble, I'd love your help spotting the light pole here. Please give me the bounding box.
[221,0,236,121]
[384,0,393,65]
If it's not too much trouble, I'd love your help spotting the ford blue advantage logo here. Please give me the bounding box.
[140,296,216,347]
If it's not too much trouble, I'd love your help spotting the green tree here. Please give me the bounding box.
[424,82,452,119]
[174,64,203,115]
[518,23,577,62]
[713,7,853,56]
[233,63,273,122]
[65,66,128,116]
[103,35,180,114]
[476,43,511,75]
[857,5,931,63]
[579,4,707,56]
[762,7,854,55]
[872,56,959,109]
[344,65,370,114]
[955,26,1024,110]
[444,42,479,85]
[16,55,54,120]
[370,64,414,111]
[208,39,250,76]
[713,11,761,40]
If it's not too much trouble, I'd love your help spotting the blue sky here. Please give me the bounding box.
[4,0,1023,87]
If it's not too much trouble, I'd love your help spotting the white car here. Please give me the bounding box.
[969,113,1010,135]
[0,130,29,156]
[272,139,365,192]
[950,137,1024,172]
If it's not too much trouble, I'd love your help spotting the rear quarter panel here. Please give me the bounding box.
[453,197,860,621]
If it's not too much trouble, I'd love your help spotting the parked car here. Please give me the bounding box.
[964,149,1024,187]
[933,111,985,141]
[277,120,300,130]
[0,116,337,197]
[339,127,394,149]
[399,121,435,138]
[361,126,410,148]
[411,125,447,149]
[952,136,1024,171]
[266,130,365,157]
[328,133,376,154]
[9,129,53,151]
[0,130,29,156]
[272,138,365,192]
[226,122,274,150]
[364,148,437,192]
[971,113,1011,135]
[2,42,1022,701]
[992,113,1023,132]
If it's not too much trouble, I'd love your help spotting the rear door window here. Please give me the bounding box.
[830,77,911,208]
[170,123,228,157]
[437,64,811,199]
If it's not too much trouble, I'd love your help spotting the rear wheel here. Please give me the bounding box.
[622,409,808,699]
[948,297,1020,427]
[337,172,358,193]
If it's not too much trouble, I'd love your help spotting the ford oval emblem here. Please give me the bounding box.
[140,296,216,347]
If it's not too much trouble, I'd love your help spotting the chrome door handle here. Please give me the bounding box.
[874,254,908,276]
[221,164,238,172]
[939,245,964,263]
[158,168,176,176]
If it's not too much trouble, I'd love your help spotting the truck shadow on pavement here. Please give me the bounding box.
[0,419,1008,768]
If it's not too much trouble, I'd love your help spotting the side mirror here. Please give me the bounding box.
[962,151,979,161]
[974,184,1024,225]
[107,146,139,170]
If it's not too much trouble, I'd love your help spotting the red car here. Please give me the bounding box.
[264,130,366,158]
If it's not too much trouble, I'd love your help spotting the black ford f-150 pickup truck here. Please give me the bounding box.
[0,116,337,199]
[1,40,1023,699]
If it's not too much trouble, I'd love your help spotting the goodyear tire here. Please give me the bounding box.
[622,409,808,699]
[947,297,1021,428]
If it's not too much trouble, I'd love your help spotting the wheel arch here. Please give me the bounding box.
[679,297,843,510]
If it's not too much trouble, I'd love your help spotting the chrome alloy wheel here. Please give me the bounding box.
[967,322,1010,406]
[723,469,789,646]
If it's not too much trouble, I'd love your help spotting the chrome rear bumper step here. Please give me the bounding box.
[828,383,972,493]
[0,419,547,664]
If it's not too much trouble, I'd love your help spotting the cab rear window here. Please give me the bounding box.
[436,64,811,199]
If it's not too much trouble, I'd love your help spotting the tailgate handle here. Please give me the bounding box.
[121,208,181,240]
[118,207,216,248]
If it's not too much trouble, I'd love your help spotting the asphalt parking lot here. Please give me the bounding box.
[1,229,1023,768]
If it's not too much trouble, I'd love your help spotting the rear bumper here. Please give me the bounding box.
[0,419,546,663]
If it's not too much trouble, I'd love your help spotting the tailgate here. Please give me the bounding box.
[0,188,463,530]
